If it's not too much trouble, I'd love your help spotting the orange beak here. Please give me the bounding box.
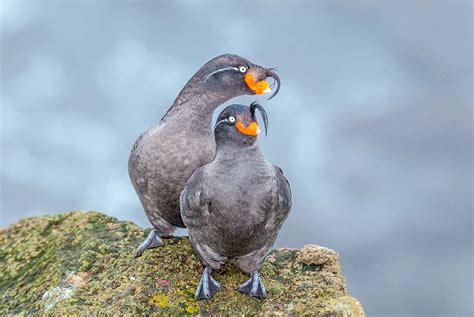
[235,120,261,136]
[244,73,272,95]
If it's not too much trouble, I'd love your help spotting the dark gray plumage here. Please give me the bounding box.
[180,103,292,300]
[129,54,280,257]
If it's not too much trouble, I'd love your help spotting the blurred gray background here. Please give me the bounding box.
[0,0,472,315]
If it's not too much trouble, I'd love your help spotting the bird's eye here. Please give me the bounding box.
[228,116,236,123]
[239,66,247,73]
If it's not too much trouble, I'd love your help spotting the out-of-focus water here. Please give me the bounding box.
[0,1,472,315]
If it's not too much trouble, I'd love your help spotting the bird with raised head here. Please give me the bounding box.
[180,102,292,300]
[129,54,280,257]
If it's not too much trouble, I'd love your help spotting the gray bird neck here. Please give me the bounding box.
[161,76,236,134]
[215,141,264,164]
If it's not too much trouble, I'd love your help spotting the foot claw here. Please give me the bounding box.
[195,267,221,300]
[237,272,267,299]
[135,229,163,258]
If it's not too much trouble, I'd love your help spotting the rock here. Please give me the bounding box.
[0,211,365,315]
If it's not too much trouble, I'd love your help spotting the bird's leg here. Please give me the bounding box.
[195,267,221,300]
[237,271,267,299]
[135,229,164,258]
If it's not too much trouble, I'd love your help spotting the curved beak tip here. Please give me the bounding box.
[263,87,272,94]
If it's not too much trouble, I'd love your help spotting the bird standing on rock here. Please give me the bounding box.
[180,102,292,300]
[129,54,280,257]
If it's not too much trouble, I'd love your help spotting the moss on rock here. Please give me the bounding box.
[0,210,364,315]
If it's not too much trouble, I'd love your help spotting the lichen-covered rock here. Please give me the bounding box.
[0,211,364,315]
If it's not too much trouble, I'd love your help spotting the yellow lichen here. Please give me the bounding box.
[150,294,169,308]
[185,301,200,314]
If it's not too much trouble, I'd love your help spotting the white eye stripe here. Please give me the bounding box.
[203,66,240,82]
[214,116,235,129]
[203,65,248,83]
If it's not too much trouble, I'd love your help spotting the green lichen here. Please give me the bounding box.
[0,210,364,316]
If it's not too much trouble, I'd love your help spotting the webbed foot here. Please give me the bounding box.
[195,267,221,300]
[135,229,163,258]
[237,271,267,299]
